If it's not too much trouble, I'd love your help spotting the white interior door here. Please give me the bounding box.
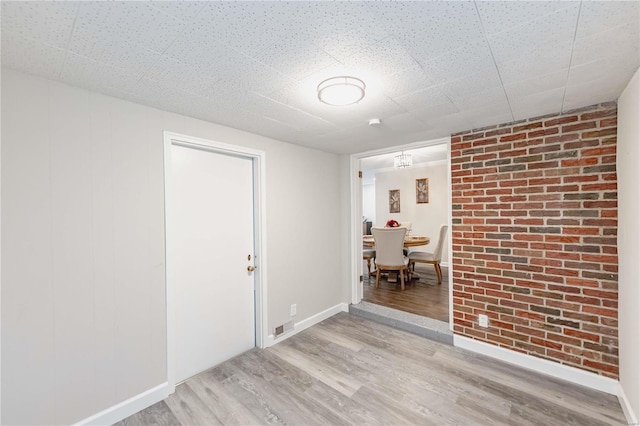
[170,143,256,383]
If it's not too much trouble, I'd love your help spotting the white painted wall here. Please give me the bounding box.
[362,183,376,225]
[1,69,344,425]
[617,67,640,424]
[374,162,449,264]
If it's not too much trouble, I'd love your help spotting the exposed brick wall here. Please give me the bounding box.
[451,102,619,378]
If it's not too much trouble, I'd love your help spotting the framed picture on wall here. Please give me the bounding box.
[389,189,400,213]
[416,178,429,204]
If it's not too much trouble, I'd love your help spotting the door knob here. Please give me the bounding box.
[247,265,255,272]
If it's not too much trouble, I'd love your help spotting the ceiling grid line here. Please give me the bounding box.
[560,1,584,113]
[56,2,81,80]
[473,0,515,123]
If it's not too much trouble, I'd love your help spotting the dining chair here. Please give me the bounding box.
[408,225,448,285]
[371,226,410,291]
[363,248,376,277]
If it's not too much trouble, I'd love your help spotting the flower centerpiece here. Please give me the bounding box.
[385,219,400,228]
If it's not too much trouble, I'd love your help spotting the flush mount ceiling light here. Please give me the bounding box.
[317,76,366,106]
[394,152,413,168]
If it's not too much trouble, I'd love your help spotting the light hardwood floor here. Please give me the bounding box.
[116,313,625,425]
[363,263,449,321]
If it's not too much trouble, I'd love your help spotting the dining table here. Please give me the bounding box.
[363,235,430,248]
[363,234,430,282]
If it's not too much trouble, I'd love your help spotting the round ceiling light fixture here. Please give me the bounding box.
[317,76,366,106]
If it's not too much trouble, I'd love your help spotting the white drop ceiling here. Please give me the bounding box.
[2,1,638,154]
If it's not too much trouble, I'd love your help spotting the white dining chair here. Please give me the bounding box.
[408,225,448,284]
[371,226,410,291]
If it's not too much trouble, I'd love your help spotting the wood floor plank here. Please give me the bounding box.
[164,382,222,426]
[187,371,264,425]
[364,263,449,321]
[267,341,363,397]
[114,401,179,426]
[229,352,351,425]
[430,347,627,424]
[118,312,626,426]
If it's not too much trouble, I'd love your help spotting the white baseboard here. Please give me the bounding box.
[618,382,639,425]
[265,302,349,347]
[453,335,619,395]
[75,382,172,426]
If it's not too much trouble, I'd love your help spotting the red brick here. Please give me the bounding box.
[544,116,578,127]
[500,132,527,142]
[561,158,599,167]
[562,121,597,133]
[583,359,618,375]
[600,117,617,128]
[582,146,616,157]
[531,337,562,350]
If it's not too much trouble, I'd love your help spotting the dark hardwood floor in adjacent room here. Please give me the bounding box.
[363,263,449,321]
[116,313,625,426]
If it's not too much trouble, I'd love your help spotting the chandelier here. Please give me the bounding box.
[394,152,412,168]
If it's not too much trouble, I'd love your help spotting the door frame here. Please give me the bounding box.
[349,136,454,328]
[163,131,268,391]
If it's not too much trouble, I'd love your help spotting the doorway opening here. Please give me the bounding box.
[350,137,453,329]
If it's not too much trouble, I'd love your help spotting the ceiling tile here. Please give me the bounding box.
[567,54,639,89]
[477,1,578,35]
[438,68,503,99]
[368,1,484,58]
[161,31,249,76]
[59,52,140,96]
[409,102,460,123]
[421,38,496,83]
[394,86,452,112]
[497,40,573,85]
[382,70,435,99]
[451,86,508,111]
[123,77,211,117]
[143,55,220,98]
[234,60,295,96]
[252,39,338,82]
[190,2,297,58]
[572,21,640,67]
[342,36,426,83]
[67,38,161,77]
[434,102,514,134]
[1,1,78,49]
[148,1,206,23]
[488,4,580,64]
[289,2,390,61]
[510,87,565,121]
[563,82,624,113]
[504,69,568,100]
[1,32,66,80]
[72,2,186,54]
[576,1,640,39]
[234,92,338,135]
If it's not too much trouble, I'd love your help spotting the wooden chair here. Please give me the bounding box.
[408,225,448,285]
[371,227,410,291]
[363,248,376,277]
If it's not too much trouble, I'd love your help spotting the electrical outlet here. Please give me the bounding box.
[478,314,489,328]
[290,304,297,317]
